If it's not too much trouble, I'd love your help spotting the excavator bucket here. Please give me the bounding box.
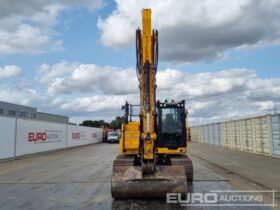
[111,155,187,198]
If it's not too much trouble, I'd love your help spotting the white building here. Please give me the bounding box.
[0,101,69,124]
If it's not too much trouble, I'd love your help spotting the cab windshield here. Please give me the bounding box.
[108,132,119,137]
[161,108,184,133]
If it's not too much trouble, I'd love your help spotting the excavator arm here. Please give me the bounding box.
[137,9,158,173]
[111,8,192,199]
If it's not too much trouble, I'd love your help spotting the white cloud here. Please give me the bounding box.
[35,61,280,123]
[0,65,21,80]
[0,0,102,54]
[37,61,138,96]
[166,68,256,98]
[1,62,278,124]
[156,68,280,124]
[60,95,131,112]
[0,87,38,106]
[36,61,79,85]
[98,0,280,63]
[0,24,62,54]
[58,94,141,123]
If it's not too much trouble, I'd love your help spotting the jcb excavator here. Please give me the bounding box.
[111,9,193,198]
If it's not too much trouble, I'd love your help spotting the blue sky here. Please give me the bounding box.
[0,0,279,124]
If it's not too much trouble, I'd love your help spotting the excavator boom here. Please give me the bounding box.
[138,9,157,172]
[111,8,192,199]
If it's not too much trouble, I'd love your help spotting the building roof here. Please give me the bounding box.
[36,111,69,118]
[0,100,36,110]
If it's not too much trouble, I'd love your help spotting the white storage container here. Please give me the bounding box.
[208,124,214,145]
[222,122,231,148]
[240,119,254,152]
[0,117,16,159]
[190,114,280,158]
[270,114,280,156]
[16,119,67,156]
[230,121,241,150]
[203,126,209,144]
[67,125,91,148]
[190,127,198,142]
[198,126,203,143]
[213,123,221,145]
[253,116,270,155]
[219,123,223,146]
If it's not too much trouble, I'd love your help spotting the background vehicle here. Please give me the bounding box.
[107,132,120,143]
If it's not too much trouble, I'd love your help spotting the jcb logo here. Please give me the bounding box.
[28,132,46,141]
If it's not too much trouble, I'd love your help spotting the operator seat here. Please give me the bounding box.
[163,113,177,133]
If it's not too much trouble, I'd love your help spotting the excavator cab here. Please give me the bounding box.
[157,100,187,150]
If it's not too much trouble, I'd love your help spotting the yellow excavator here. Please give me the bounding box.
[111,8,193,198]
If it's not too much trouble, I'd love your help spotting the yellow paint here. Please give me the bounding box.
[140,9,157,160]
[119,122,140,154]
[119,9,189,161]
[141,9,152,63]
[156,147,187,154]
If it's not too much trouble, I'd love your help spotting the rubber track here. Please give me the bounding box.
[171,155,193,182]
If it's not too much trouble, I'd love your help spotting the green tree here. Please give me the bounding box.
[81,120,109,128]
[109,116,125,130]
[81,117,124,130]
